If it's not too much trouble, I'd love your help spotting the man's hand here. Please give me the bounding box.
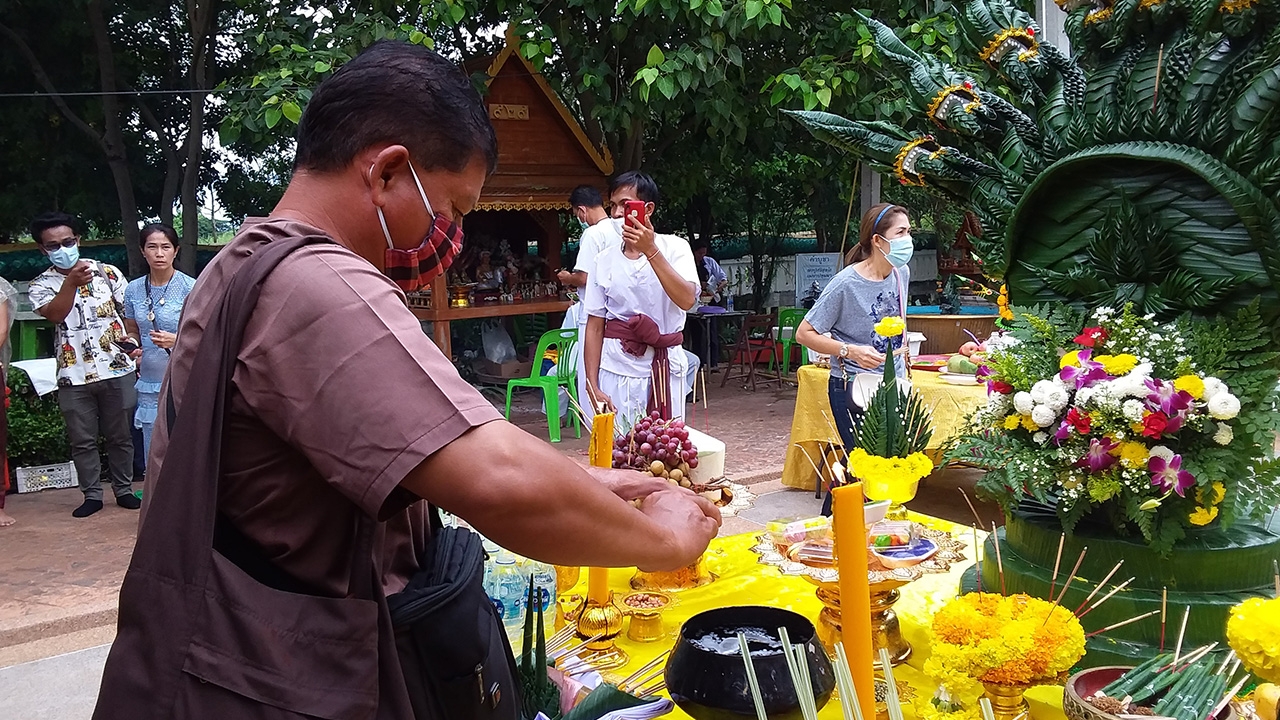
[128,347,144,360]
[585,465,673,501]
[556,269,573,285]
[635,488,722,571]
[149,330,177,350]
[622,214,658,258]
[585,383,615,414]
[65,262,94,288]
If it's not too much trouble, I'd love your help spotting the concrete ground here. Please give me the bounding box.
[0,369,999,718]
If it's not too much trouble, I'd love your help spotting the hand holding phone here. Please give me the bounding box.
[623,200,647,227]
[113,338,139,354]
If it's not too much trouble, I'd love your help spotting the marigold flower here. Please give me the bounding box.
[1188,506,1219,525]
[875,316,906,337]
[1226,597,1280,683]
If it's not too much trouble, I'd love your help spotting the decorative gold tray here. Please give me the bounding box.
[750,525,966,584]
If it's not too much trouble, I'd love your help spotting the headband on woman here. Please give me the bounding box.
[873,204,897,230]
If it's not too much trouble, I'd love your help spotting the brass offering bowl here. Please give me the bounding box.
[620,591,674,643]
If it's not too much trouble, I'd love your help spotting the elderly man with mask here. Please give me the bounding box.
[94,41,719,719]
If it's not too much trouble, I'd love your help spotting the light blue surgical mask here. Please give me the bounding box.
[879,234,914,268]
[48,244,80,270]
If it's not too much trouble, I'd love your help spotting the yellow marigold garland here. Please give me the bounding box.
[1226,597,1280,683]
[925,593,1086,696]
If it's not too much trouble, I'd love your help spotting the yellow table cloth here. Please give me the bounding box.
[782,364,988,491]
[563,514,1066,720]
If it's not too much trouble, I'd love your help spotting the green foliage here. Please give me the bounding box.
[851,347,933,458]
[5,367,69,470]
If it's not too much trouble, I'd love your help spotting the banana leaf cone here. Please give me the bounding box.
[521,576,561,720]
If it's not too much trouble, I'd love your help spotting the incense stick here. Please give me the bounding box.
[1077,577,1135,619]
[796,443,833,487]
[1159,587,1168,651]
[1209,675,1250,720]
[1049,533,1066,601]
[991,522,1006,595]
[1172,607,1190,664]
[794,641,818,720]
[834,643,865,720]
[979,698,997,720]
[1274,558,1279,598]
[1085,607,1167,635]
[779,627,818,720]
[738,632,768,720]
[619,650,672,691]
[1215,650,1236,676]
[820,409,850,462]
[1054,546,1089,605]
[959,489,985,528]
[1152,43,1165,111]
[879,648,906,720]
[1074,560,1125,614]
[973,525,983,593]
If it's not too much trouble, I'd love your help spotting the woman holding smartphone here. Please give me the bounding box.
[123,224,196,463]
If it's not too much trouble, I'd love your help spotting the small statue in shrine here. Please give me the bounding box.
[474,250,501,290]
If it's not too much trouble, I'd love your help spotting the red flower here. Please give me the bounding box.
[988,380,1014,395]
[1074,326,1109,348]
[1141,412,1169,439]
[1066,407,1091,435]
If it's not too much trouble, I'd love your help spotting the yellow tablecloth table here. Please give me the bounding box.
[564,514,1066,720]
[782,364,988,491]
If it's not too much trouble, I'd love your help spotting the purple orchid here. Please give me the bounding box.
[1053,420,1073,446]
[1149,454,1195,497]
[1145,379,1193,416]
[1075,436,1119,473]
[1060,350,1109,389]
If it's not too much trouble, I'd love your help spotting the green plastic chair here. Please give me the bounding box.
[504,328,581,443]
[771,308,807,375]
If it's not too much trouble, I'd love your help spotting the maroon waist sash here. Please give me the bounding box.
[604,315,684,419]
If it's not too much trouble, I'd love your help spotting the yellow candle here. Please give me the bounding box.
[587,411,616,605]
[833,482,875,720]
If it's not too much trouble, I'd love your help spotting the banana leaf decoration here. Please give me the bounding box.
[785,0,1280,346]
[849,341,933,460]
[520,576,561,720]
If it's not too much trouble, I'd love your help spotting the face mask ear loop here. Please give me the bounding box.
[407,159,454,272]
[370,163,396,250]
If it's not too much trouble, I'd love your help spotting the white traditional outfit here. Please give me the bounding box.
[584,232,699,432]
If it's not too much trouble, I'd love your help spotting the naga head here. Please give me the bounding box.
[894,136,979,185]
[925,81,997,136]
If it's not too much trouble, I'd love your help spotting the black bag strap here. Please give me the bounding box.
[147,234,376,601]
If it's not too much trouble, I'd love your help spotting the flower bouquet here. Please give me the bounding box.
[947,302,1280,553]
[842,316,934,514]
[924,593,1086,720]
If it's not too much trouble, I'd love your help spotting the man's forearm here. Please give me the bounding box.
[584,315,605,404]
[36,284,76,324]
[403,421,683,570]
[649,253,696,310]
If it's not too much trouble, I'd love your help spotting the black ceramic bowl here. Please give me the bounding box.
[664,605,835,720]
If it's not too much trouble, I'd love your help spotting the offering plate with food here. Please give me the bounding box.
[752,517,966,660]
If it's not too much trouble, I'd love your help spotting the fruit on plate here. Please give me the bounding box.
[959,341,982,356]
[1257,684,1278,720]
[946,355,979,375]
[612,413,699,487]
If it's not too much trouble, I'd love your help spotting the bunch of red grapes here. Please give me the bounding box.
[612,412,699,483]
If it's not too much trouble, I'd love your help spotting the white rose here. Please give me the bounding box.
[1013,392,1035,415]
[1201,377,1225,401]
[1031,380,1058,405]
[1076,387,1095,406]
[1122,399,1145,423]
[1149,445,1175,462]
[1032,404,1058,428]
[1033,432,1049,444]
[1213,423,1233,446]
[987,393,1012,415]
[1208,392,1241,420]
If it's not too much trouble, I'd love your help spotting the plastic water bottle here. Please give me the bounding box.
[726,295,735,311]
[528,561,558,640]
[489,552,527,645]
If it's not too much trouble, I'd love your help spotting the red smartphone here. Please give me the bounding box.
[624,200,647,227]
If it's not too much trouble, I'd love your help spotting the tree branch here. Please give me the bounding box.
[0,21,106,152]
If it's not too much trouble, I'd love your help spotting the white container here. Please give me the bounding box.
[684,427,726,484]
[15,462,78,493]
[908,331,926,357]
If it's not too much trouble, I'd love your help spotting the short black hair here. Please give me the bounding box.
[569,185,603,209]
[139,223,179,249]
[609,171,661,205]
[29,212,81,244]
[691,239,710,252]
[294,41,498,176]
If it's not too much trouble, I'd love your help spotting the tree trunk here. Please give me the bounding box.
[87,0,142,275]
[178,0,217,274]
[619,115,644,171]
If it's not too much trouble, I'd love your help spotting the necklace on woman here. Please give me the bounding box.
[144,275,173,324]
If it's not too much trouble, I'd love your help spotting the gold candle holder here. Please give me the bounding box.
[569,593,629,670]
[982,682,1031,720]
[806,577,912,665]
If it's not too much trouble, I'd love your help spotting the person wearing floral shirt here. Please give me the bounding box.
[27,212,140,518]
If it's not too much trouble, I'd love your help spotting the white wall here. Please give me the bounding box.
[715,250,941,309]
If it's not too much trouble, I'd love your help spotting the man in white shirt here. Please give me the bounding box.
[583,172,701,432]
[556,185,615,418]
[27,212,141,518]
